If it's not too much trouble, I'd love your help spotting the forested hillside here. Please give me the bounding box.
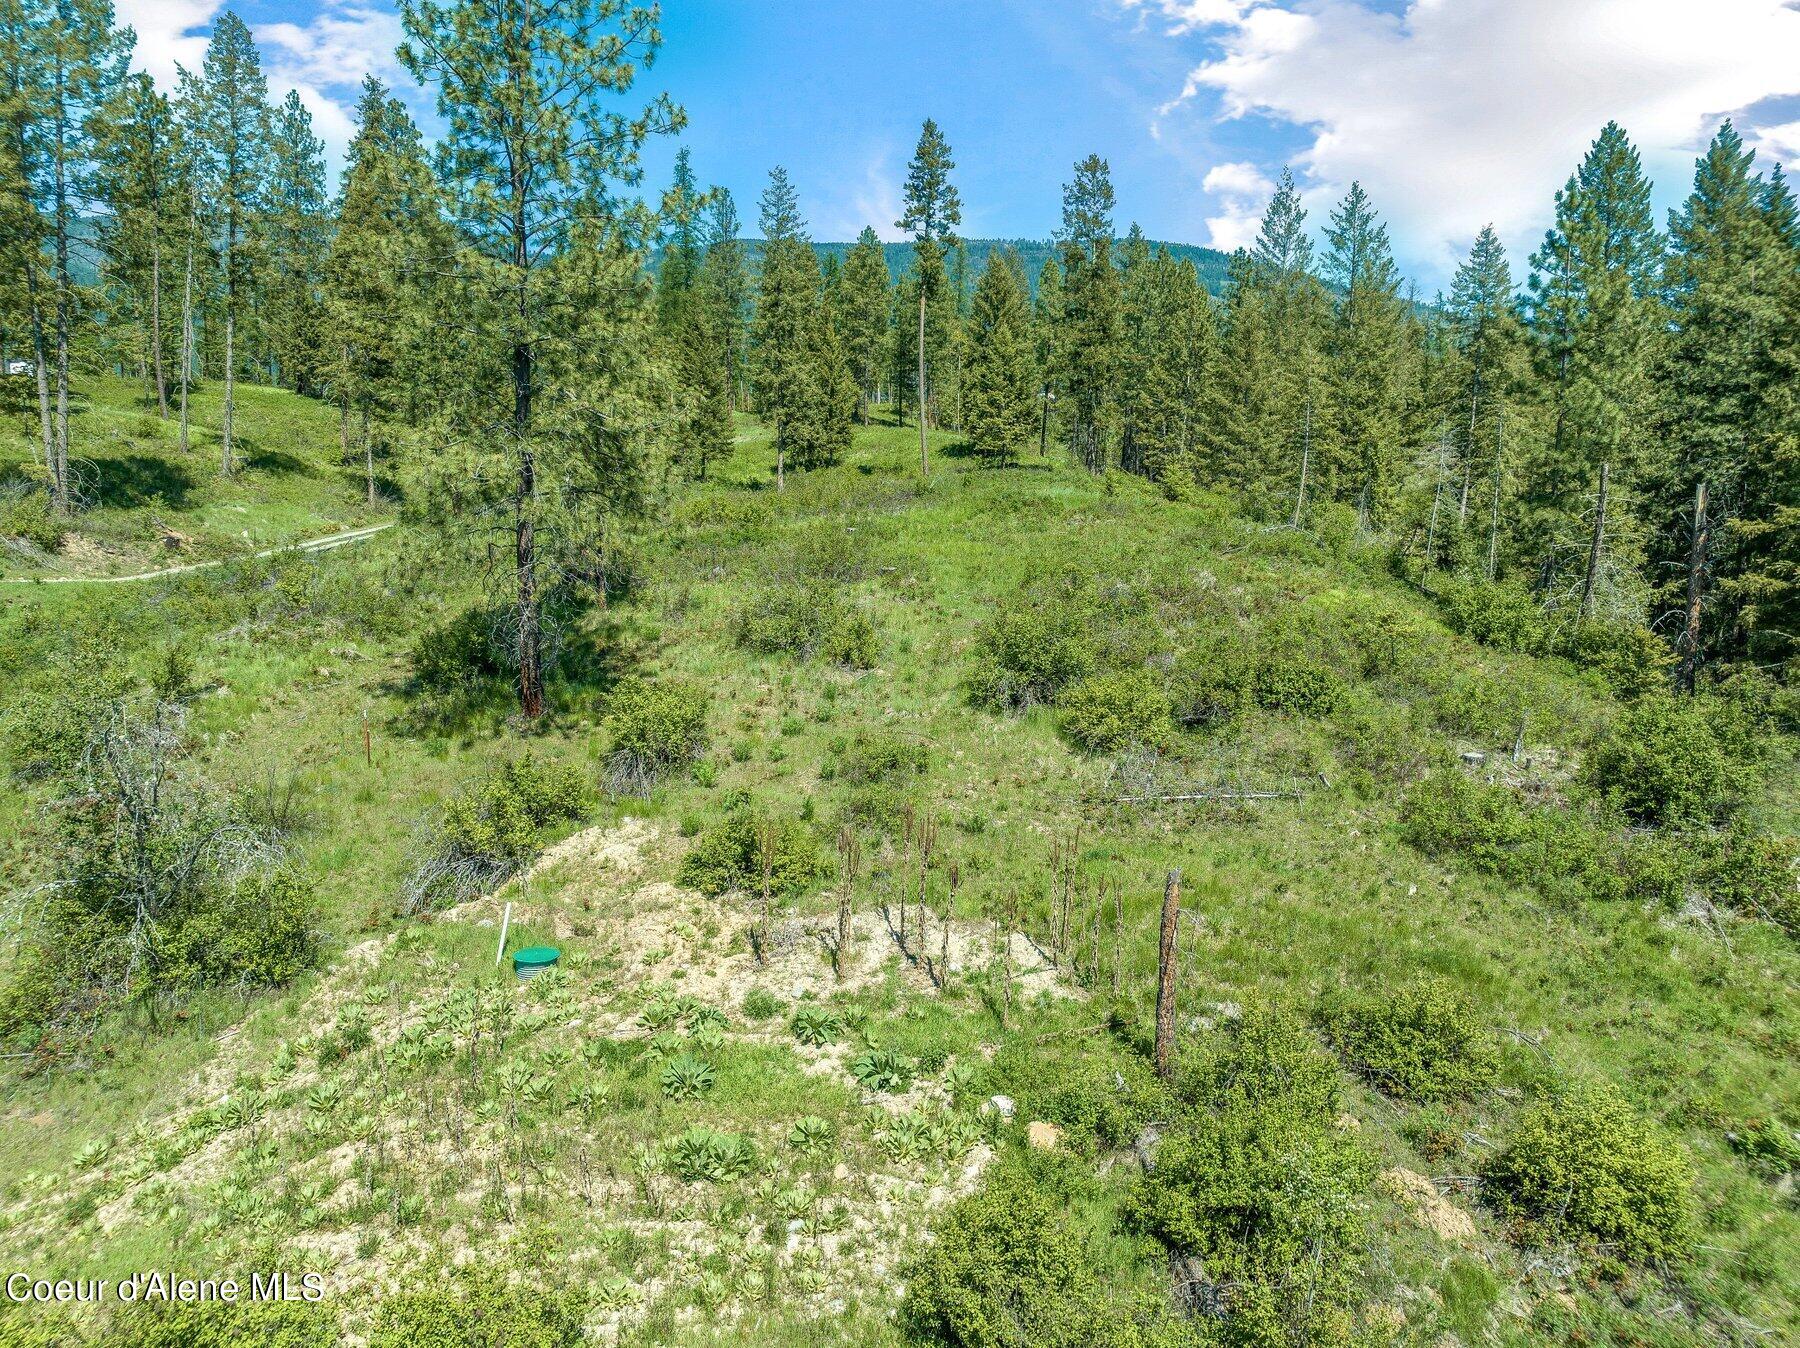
[1,2,1796,1348]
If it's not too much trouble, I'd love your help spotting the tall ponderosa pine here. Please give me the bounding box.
[399,0,682,719]
[188,11,272,476]
[96,72,180,417]
[1445,224,1528,555]
[698,187,748,409]
[19,0,130,507]
[1058,154,1121,473]
[1118,228,1215,480]
[895,118,961,475]
[961,248,1036,464]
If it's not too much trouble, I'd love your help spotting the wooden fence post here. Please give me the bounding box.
[1154,870,1181,1080]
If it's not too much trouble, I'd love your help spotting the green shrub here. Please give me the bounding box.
[104,1300,333,1348]
[742,988,784,1020]
[1482,1083,1694,1263]
[967,599,1098,710]
[1437,578,1546,653]
[987,1036,1172,1150]
[850,1045,915,1092]
[603,679,707,793]
[1126,1005,1373,1340]
[1587,697,1746,826]
[159,868,319,991]
[1251,654,1345,717]
[834,731,930,784]
[407,757,588,910]
[677,806,826,897]
[736,586,877,668]
[665,1125,757,1182]
[411,605,507,692]
[1706,826,1799,935]
[0,487,65,552]
[1058,669,1171,753]
[1561,621,1672,700]
[1,650,131,782]
[369,1266,584,1348]
[1318,977,1498,1102]
[902,1160,1150,1348]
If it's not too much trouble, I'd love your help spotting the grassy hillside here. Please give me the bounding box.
[0,384,1794,1347]
[0,377,387,579]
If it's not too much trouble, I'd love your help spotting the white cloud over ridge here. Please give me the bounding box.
[1123,0,1800,276]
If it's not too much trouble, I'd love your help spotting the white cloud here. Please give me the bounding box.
[815,154,907,243]
[1126,0,1800,276]
[255,5,407,91]
[117,0,220,86]
[1199,160,1272,249]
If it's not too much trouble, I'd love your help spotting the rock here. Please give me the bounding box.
[983,1094,1015,1119]
[1461,751,1488,768]
[791,983,808,1000]
[1026,1121,1062,1151]
[1133,1124,1165,1172]
[1334,1112,1361,1131]
[832,1163,850,1182]
[1380,1167,1478,1244]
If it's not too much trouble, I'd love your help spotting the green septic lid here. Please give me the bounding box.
[512,946,560,969]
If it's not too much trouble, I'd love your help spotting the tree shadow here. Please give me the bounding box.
[83,454,196,509]
[242,448,312,476]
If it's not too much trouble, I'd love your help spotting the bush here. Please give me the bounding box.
[369,1265,584,1348]
[1126,1005,1373,1340]
[1058,669,1171,754]
[986,1036,1172,1150]
[1482,1083,1694,1263]
[406,757,589,911]
[1172,643,1345,728]
[677,805,826,897]
[1706,826,1799,934]
[411,605,507,692]
[1,648,131,782]
[1587,697,1746,826]
[736,586,877,668]
[159,868,319,991]
[103,1301,332,1348]
[967,599,1098,710]
[0,486,66,552]
[1251,653,1345,717]
[834,731,929,785]
[903,1160,1150,1348]
[1437,578,1546,653]
[1318,978,1497,1102]
[603,679,707,793]
[1561,621,1672,700]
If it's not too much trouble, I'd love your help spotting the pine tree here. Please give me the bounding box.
[657,148,731,480]
[1654,121,1790,679]
[962,248,1036,464]
[895,118,961,475]
[259,90,328,394]
[753,167,853,483]
[188,11,272,476]
[399,0,682,719]
[1118,231,1211,480]
[1058,154,1121,473]
[834,226,891,419]
[1523,121,1664,610]
[16,0,130,506]
[95,72,179,417]
[1322,182,1410,522]
[699,187,749,409]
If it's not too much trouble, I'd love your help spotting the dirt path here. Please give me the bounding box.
[0,521,394,585]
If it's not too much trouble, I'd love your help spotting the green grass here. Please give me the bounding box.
[0,384,1795,1345]
[1,376,386,577]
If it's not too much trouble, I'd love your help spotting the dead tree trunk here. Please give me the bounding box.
[1678,480,1710,693]
[1154,869,1181,1081]
[1578,460,1609,622]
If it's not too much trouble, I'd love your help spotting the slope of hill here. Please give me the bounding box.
[0,384,1794,1347]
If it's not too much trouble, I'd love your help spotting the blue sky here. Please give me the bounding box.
[119,0,1800,291]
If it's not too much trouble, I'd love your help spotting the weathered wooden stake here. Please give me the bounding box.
[1154,870,1182,1081]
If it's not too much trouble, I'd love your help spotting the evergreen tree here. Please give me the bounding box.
[1057,153,1121,473]
[188,10,272,476]
[1322,181,1411,522]
[1654,121,1790,679]
[15,0,130,506]
[657,148,731,480]
[699,187,749,409]
[895,118,961,474]
[752,166,853,483]
[399,0,682,719]
[961,247,1036,464]
[1523,121,1664,611]
[95,72,180,417]
[260,90,328,395]
[834,226,891,419]
[1118,230,1212,480]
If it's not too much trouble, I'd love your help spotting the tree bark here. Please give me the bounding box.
[1153,869,1181,1081]
[362,406,375,507]
[1485,413,1505,581]
[1578,460,1608,622]
[1678,480,1709,693]
[1291,400,1311,528]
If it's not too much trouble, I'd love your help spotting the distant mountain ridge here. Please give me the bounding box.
[732,237,1237,298]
